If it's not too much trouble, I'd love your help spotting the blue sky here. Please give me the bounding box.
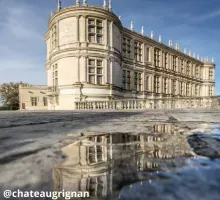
[0,0,219,94]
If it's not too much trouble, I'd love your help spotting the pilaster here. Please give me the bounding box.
[76,16,79,42]
[104,19,108,47]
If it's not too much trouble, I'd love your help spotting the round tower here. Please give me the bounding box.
[201,59,215,97]
[44,0,122,110]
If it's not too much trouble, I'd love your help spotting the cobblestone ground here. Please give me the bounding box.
[0,109,220,200]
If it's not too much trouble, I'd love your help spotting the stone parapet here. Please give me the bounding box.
[75,97,220,110]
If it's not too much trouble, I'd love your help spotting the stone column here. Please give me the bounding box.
[76,56,80,82]
[81,16,86,43]
[213,67,216,81]
[104,19,108,47]
[213,85,215,96]
[159,50,163,68]
[84,56,87,83]
[143,72,146,91]
[168,54,171,70]
[110,58,113,84]
[161,77,164,94]
[191,83,193,96]
[110,21,113,50]
[176,57,179,73]
[142,43,145,65]
[56,22,60,49]
[130,70,134,91]
[169,79,172,95]
[105,59,109,84]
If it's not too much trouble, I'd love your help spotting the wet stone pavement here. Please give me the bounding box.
[0,110,220,200]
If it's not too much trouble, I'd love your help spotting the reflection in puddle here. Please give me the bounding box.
[53,124,194,199]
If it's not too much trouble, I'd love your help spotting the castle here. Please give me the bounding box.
[19,0,217,110]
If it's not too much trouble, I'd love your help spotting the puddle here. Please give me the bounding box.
[53,124,196,199]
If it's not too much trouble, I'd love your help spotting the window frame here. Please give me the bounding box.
[134,41,143,62]
[154,48,160,67]
[31,97,38,107]
[122,37,132,59]
[88,18,103,44]
[134,71,142,91]
[88,58,103,85]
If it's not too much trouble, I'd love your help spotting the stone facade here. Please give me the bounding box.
[44,1,216,110]
[19,84,48,110]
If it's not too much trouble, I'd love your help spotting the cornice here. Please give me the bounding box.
[48,47,122,61]
[48,6,122,29]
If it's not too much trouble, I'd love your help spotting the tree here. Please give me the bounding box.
[0,82,22,110]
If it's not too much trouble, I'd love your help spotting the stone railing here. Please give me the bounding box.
[19,84,47,89]
[75,97,219,110]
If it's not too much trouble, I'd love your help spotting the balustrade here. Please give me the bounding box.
[75,97,218,110]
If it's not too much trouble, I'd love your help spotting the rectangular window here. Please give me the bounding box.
[209,87,213,96]
[195,66,199,78]
[122,37,132,59]
[43,97,48,106]
[51,25,57,49]
[146,47,150,62]
[123,70,126,89]
[172,80,176,95]
[195,85,199,96]
[134,72,142,91]
[88,58,103,84]
[209,68,213,80]
[180,82,184,96]
[173,56,177,72]
[186,62,190,76]
[181,60,184,74]
[164,78,168,94]
[134,41,143,62]
[127,71,131,90]
[88,18,103,44]
[52,64,58,92]
[154,48,160,67]
[165,53,168,69]
[122,69,131,90]
[31,97,38,106]
[154,76,160,93]
[146,76,149,91]
[186,83,190,96]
